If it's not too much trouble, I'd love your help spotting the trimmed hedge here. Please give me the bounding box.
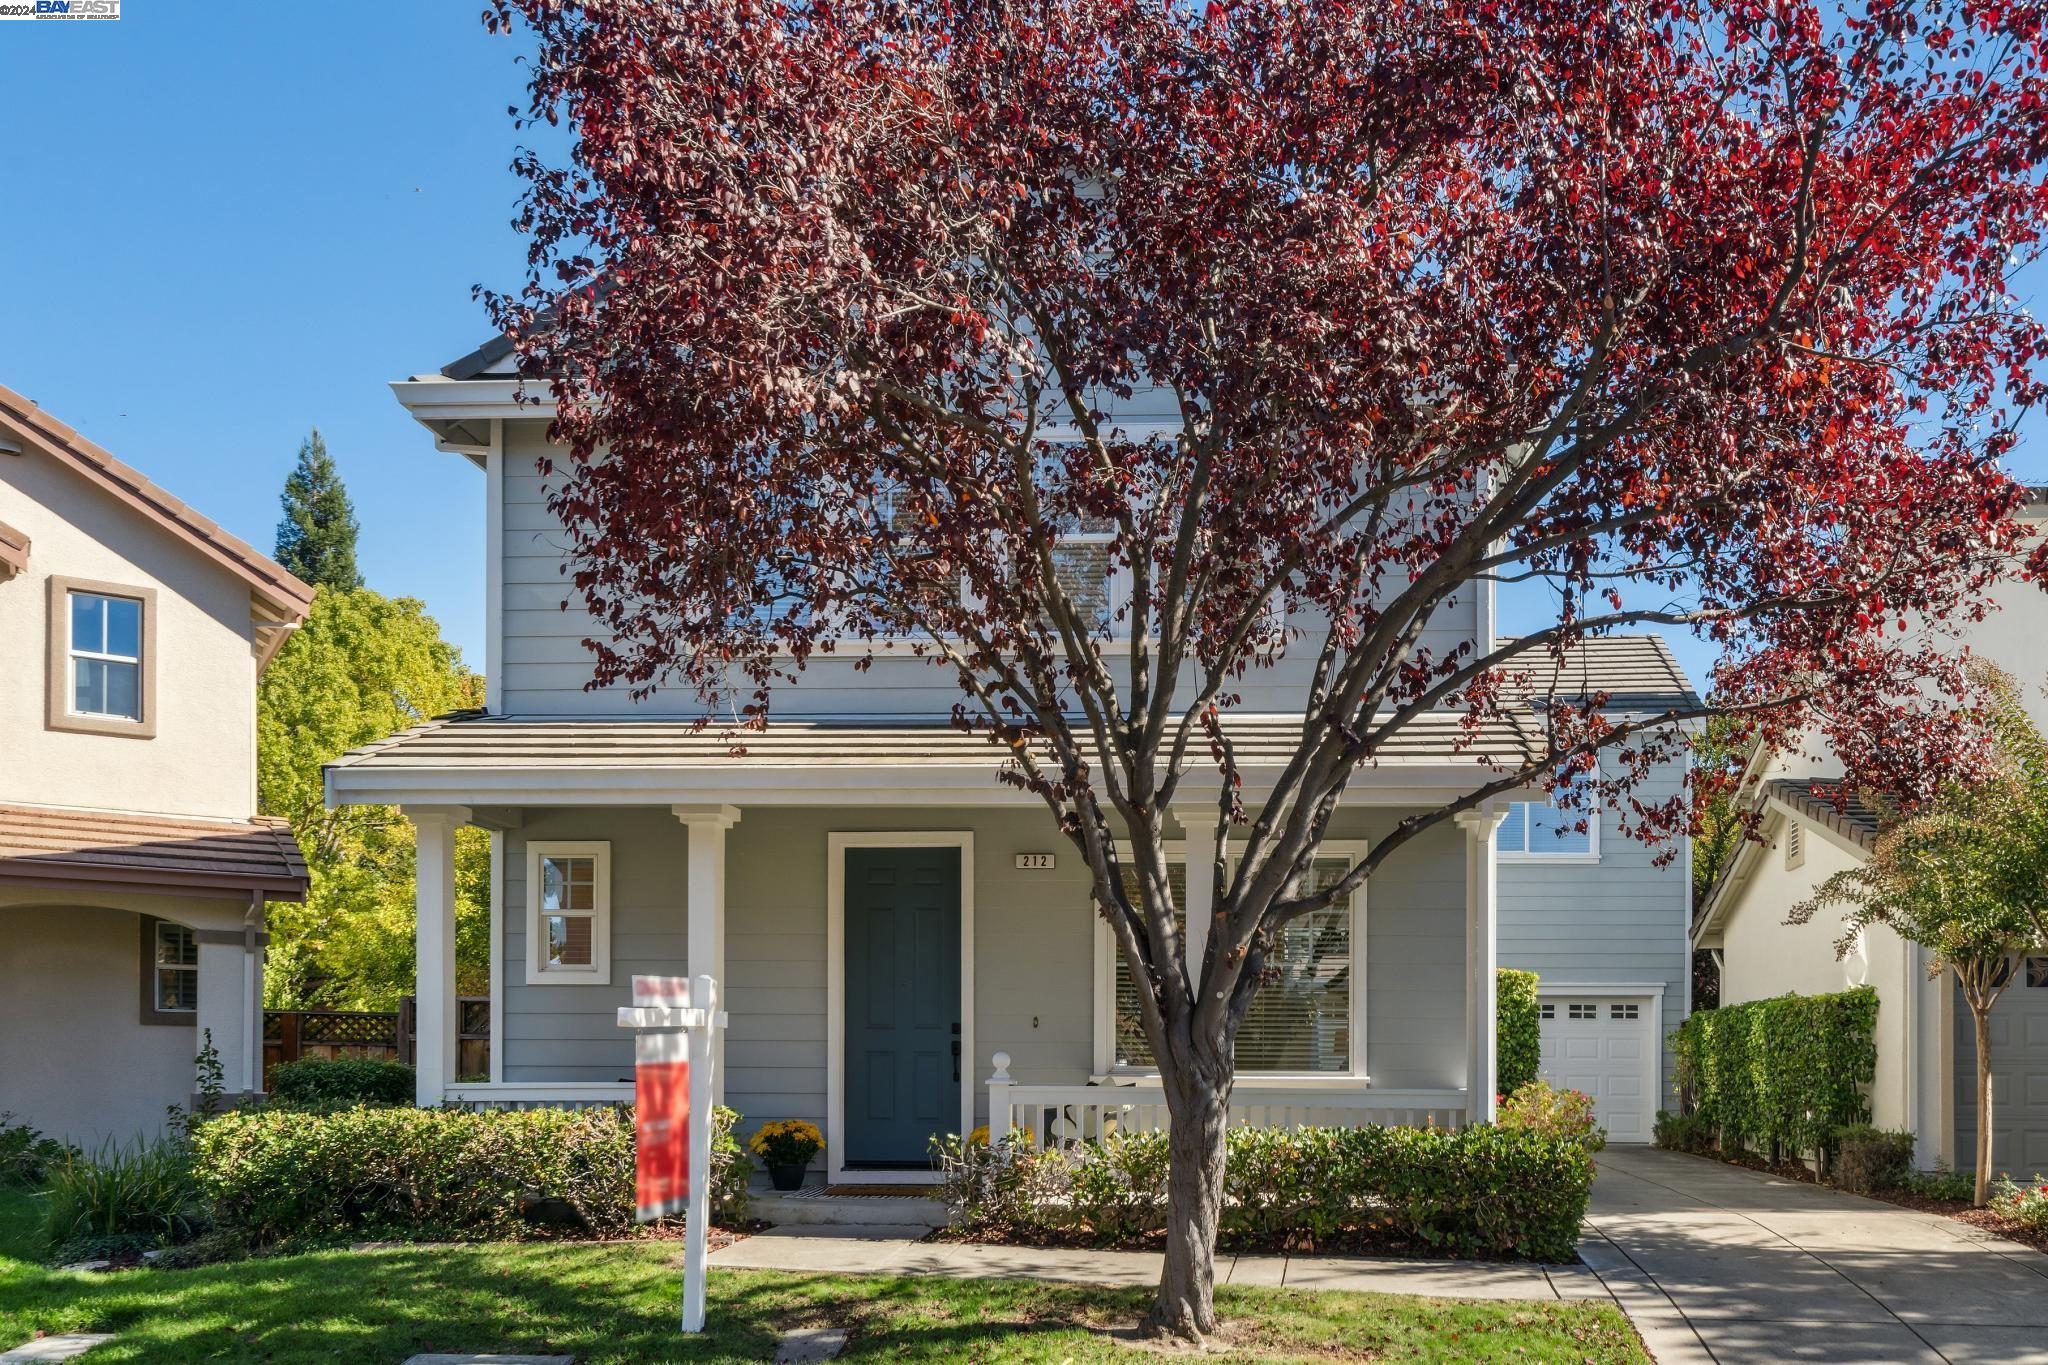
[191,1104,750,1244]
[1669,986,1878,1164]
[266,1058,415,1106]
[1832,1125,1916,1195]
[1497,969,1542,1096]
[935,1122,1594,1262]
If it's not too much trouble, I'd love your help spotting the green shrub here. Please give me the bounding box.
[1497,969,1542,1096]
[266,1058,416,1106]
[1653,1109,1714,1154]
[0,1112,76,1188]
[1831,1125,1917,1195]
[1903,1165,1974,1202]
[936,1121,1594,1262]
[1498,1081,1605,1153]
[1667,986,1877,1164]
[193,1103,750,1245]
[42,1138,200,1254]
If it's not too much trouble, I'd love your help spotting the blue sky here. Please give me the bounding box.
[3,5,2041,697]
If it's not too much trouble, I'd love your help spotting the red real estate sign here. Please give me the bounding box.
[630,975,695,1222]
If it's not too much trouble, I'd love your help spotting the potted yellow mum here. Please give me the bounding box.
[750,1119,824,1190]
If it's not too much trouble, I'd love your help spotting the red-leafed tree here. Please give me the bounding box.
[484,0,2047,1337]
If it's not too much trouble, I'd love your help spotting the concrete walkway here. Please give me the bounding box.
[1587,1145,2048,1364]
[708,1223,1609,1301]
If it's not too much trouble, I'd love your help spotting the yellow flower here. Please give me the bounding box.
[748,1119,824,1158]
[967,1125,991,1147]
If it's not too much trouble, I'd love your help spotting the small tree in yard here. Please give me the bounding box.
[484,0,2048,1338]
[1791,665,2048,1206]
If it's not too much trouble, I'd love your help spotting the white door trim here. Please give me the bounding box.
[826,831,975,1185]
[1536,983,1663,1143]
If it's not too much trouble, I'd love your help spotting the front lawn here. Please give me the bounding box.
[0,1188,1644,1363]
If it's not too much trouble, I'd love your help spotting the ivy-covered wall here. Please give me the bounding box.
[1670,985,1878,1163]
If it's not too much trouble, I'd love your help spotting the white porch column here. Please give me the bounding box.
[675,804,741,1104]
[1173,807,1221,988]
[1457,807,1506,1125]
[405,805,470,1108]
[192,897,266,1102]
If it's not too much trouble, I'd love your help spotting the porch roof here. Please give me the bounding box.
[324,709,1545,808]
[0,804,309,901]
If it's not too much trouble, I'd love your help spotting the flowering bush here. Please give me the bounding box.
[1989,1175,2048,1230]
[1499,1082,1606,1153]
[749,1119,823,1168]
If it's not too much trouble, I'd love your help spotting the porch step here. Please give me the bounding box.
[751,1186,948,1229]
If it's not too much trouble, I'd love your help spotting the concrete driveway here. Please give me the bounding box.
[1586,1146,2048,1363]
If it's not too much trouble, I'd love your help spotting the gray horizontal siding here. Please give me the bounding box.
[1498,750,1690,1108]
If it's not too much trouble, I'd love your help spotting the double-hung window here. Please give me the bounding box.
[49,577,155,736]
[140,918,198,1025]
[1498,765,1600,862]
[526,841,611,985]
[1100,844,1365,1077]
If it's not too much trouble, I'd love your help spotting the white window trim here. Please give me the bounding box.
[1092,839,1368,1081]
[154,920,197,1014]
[1497,761,1602,865]
[525,840,612,986]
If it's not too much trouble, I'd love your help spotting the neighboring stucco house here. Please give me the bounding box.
[1694,492,2048,1175]
[323,339,1695,1179]
[0,386,312,1146]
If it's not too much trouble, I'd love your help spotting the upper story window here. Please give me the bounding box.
[47,576,157,738]
[1498,765,1599,862]
[526,841,611,985]
[70,590,143,719]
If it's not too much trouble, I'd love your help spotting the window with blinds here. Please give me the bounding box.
[1110,856,1355,1074]
[1111,862,1186,1068]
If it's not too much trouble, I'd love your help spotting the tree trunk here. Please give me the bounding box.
[1145,1070,1230,1342]
[1973,1004,1995,1208]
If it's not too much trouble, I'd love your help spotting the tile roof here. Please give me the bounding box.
[0,385,314,626]
[1494,634,1701,712]
[0,804,309,901]
[328,708,1545,777]
[1758,778,1883,853]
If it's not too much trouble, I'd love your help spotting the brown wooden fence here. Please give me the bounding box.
[263,996,490,1090]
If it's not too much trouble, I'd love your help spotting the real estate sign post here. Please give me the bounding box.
[618,972,723,1333]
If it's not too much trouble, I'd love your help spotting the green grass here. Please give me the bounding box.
[0,1188,1645,1363]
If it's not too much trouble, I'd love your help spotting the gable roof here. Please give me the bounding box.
[0,385,315,651]
[440,332,520,381]
[1690,775,1881,940]
[1493,634,1701,712]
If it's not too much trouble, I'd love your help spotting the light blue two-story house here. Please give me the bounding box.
[324,336,1696,1180]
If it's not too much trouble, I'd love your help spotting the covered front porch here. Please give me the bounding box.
[324,714,1529,1184]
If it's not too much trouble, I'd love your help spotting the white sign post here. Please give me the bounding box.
[617,972,724,1333]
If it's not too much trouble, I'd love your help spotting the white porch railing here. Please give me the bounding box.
[443,1082,633,1111]
[985,1052,1469,1148]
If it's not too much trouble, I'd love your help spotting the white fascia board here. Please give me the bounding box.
[389,378,557,426]
[324,762,1544,811]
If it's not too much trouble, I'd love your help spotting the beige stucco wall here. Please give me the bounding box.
[0,448,259,820]
[0,892,258,1147]
[1714,810,1917,1133]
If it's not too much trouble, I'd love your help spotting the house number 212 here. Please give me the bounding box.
[1014,853,1056,870]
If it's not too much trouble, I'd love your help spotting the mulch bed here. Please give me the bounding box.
[928,1222,1573,1263]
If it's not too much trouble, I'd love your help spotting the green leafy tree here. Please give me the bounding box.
[259,588,486,1009]
[1789,664,2048,1204]
[274,430,364,592]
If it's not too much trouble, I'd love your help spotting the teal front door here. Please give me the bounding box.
[844,846,961,1169]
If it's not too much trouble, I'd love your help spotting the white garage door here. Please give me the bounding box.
[1537,996,1652,1144]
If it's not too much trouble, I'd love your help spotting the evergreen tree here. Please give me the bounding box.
[274,429,363,591]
